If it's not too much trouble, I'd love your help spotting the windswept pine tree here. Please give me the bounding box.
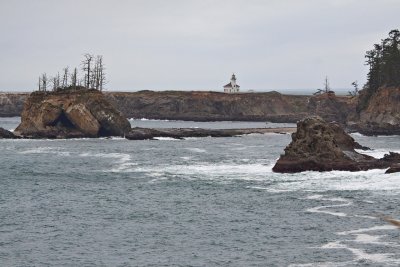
[359,29,400,110]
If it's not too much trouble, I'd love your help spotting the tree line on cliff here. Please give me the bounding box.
[358,29,400,110]
[37,54,106,92]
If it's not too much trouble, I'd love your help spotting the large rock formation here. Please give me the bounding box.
[273,116,400,173]
[14,89,131,138]
[349,87,400,135]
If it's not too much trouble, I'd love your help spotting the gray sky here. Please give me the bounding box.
[1,0,399,92]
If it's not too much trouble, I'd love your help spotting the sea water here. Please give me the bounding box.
[1,117,400,266]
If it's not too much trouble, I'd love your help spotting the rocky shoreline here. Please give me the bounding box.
[125,127,295,140]
[0,90,354,123]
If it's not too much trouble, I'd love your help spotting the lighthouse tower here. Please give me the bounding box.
[223,73,240,93]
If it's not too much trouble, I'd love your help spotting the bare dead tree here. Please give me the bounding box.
[82,54,93,89]
[97,55,106,91]
[62,67,69,88]
[38,76,42,91]
[36,53,106,92]
[52,77,57,91]
[51,72,60,91]
[70,67,78,90]
[323,76,331,93]
[41,73,48,92]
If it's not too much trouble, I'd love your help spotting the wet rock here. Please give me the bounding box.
[386,163,400,174]
[273,116,400,173]
[0,127,16,139]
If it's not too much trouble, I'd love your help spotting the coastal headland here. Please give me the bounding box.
[0,90,354,123]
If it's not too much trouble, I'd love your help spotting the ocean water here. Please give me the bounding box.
[1,117,400,266]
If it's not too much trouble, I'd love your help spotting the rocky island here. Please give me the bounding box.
[272,116,400,173]
[14,88,131,138]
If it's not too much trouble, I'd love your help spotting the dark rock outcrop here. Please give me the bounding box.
[386,163,400,174]
[273,116,400,173]
[0,127,16,139]
[14,89,131,138]
[125,127,296,140]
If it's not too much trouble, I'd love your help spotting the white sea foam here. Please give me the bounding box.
[19,147,71,156]
[268,169,400,192]
[355,148,400,159]
[153,137,179,141]
[322,241,395,263]
[338,225,397,235]
[305,195,352,217]
[185,147,207,153]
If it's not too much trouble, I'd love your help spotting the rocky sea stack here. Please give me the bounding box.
[14,88,131,138]
[273,116,400,173]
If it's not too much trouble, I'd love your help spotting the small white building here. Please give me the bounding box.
[223,73,240,93]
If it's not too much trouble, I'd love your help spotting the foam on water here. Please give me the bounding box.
[355,148,400,159]
[306,196,352,217]
[185,147,207,153]
[153,137,179,141]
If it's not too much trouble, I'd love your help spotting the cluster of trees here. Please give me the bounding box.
[365,29,400,90]
[356,29,400,109]
[37,54,106,92]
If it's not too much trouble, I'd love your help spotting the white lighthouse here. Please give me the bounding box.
[223,73,240,93]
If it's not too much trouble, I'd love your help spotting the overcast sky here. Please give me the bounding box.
[1,0,399,92]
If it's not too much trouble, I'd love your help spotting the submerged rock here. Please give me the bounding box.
[0,127,16,139]
[273,116,400,173]
[14,89,131,138]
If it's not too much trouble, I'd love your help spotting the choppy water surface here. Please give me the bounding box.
[1,117,400,266]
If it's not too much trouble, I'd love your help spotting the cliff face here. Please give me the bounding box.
[0,93,29,117]
[14,89,131,138]
[105,91,310,122]
[307,92,356,123]
[0,90,354,123]
[350,87,400,135]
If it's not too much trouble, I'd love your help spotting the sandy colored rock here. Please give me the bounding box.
[65,104,100,137]
[15,88,131,138]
